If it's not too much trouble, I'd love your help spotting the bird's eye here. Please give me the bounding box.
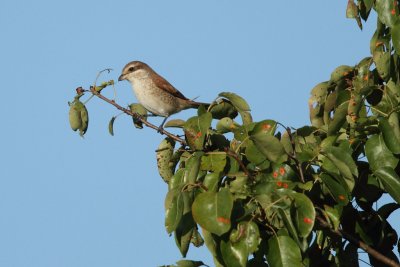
[128,66,135,72]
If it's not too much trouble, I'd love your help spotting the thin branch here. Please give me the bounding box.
[224,148,253,179]
[286,127,305,183]
[316,216,400,267]
[90,87,187,145]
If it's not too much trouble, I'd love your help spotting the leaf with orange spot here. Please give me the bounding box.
[289,191,315,238]
[183,112,212,150]
[192,188,233,236]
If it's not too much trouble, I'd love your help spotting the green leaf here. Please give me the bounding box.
[322,146,358,192]
[203,172,221,192]
[219,92,252,125]
[346,0,358,19]
[190,228,204,248]
[210,99,238,120]
[175,191,195,257]
[237,221,260,254]
[327,101,349,136]
[266,235,302,267]
[376,0,398,27]
[219,92,250,111]
[184,112,212,150]
[320,173,349,205]
[250,133,288,164]
[164,119,186,128]
[156,138,176,183]
[365,134,399,171]
[363,0,373,11]
[175,260,208,267]
[200,153,227,172]
[183,152,204,184]
[278,209,301,248]
[330,65,353,83]
[108,116,116,136]
[324,205,340,230]
[68,96,89,137]
[201,229,225,267]
[192,188,233,236]
[216,117,240,133]
[251,120,277,135]
[220,221,260,267]
[374,167,400,204]
[165,189,184,234]
[373,51,391,81]
[379,112,400,154]
[169,169,185,191]
[290,192,315,238]
[393,21,400,56]
[129,103,147,129]
[360,0,373,21]
[245,141,270,170]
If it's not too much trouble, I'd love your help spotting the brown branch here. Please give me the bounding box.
[224,148,253,179]
[89,87,187,145]
[316,216,400,267]
[286,127,305,183]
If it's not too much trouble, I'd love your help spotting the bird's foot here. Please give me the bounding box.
[157,125,164,133]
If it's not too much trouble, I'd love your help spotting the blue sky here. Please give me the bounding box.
[0,1,397,266]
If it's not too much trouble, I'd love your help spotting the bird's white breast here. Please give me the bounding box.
[130,78,170,116]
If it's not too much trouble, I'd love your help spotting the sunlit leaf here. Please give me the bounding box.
[164,119,186,128]
[379,113,400,154]
[374,167,400,204]
[376,0,398,27]
[129,103,147,129]
[184,112,212,150]
[365,134,399,171]
[192,188,233,236]
[165,189,184,234]
[219,92,252,125]
[290,192,315,238]
[266,235,302,267]
[393,21,400,56]
[183,152,204,184]
[250,133,288,164]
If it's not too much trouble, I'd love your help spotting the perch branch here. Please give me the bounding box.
[90,87,187,145]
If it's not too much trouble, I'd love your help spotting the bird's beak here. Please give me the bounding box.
[118,74,126,81]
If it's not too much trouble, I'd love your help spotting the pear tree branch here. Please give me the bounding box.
[316,216,400,267]
[89,86,187,145]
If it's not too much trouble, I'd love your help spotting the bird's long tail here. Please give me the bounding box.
[188,100,210,109]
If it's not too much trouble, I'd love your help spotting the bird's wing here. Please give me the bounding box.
[153,74,189,100]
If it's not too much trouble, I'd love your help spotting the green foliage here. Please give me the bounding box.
[69,2,400,266]
[68,93,88,137]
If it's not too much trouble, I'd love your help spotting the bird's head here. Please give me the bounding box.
[118,61,152,82]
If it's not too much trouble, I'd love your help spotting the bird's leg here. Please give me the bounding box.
[158,116,169,133]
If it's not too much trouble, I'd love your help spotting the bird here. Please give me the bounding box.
[118,61,208,132]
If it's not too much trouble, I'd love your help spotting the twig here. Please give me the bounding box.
[90,87,187,145]
[286,127,305,183]
[316,216,400,267]
[224,148,253,179]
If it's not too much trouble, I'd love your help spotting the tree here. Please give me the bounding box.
[69,2,400,266]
